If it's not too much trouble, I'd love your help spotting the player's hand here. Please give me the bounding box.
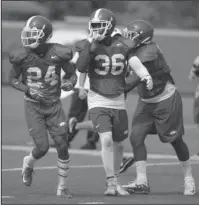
[189,67,197,80]
[78,87,87,100]
[141,75,153,90]
[27,88,45,101]
[61,79,74,91]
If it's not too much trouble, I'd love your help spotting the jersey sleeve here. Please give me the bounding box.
[75,39,87,53]
[9,47,27,65]
[53,43,73,62]
[76,40,92,73]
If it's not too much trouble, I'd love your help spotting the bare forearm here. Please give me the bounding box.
[79,72,87,88]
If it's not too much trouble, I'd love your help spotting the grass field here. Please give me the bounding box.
[2,86,199,204]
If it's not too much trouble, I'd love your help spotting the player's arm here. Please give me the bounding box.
[61,61,77,91]
[9,64,28,92]
[128,56,153,90]
[76,40,92,73]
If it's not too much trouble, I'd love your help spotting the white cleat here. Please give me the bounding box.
[104,178,117,196]
[68,117,77,133]
[21,156,34,186]
[184,177,196,196]
[57,187,73,198]
[116,183,130,196]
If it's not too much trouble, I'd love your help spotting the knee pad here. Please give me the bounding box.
[99,132,113,150]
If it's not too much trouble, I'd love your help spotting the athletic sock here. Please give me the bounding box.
[135,160,148,184]
[180,159,193,180]
[57,158,70,189]
[25,152,37,168]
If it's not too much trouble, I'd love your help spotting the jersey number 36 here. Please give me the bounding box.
[94,54,125,75]
[27,66,58,88]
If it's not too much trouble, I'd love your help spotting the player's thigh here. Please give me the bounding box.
[24,100,48,147]
[46,101,68,138]
[131,99,155,143]
[112,109,128,142]
[89,107,112,133]
[193,88,199,124]
[154,90,184,143]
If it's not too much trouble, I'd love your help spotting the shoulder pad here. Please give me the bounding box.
[9,47,27,64]
[116,36,135,50]
[52,43,73,61]
[75,39,88,53]
[136,43,158,62]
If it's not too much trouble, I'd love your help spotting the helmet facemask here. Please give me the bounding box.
[123,28,151,48]
[21,25,46,48]
[88,20,112,41]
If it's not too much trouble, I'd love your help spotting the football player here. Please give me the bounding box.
[76,8,153,196]
[121,20,195,196]
[9,15,77,197]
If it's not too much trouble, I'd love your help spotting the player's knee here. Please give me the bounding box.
[38,143,49,157]
[130,129,145,148]
[54,135,69,160]
[99,132,113,150]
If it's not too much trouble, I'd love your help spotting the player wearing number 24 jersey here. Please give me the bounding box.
[76,8,153,196]
[9,15,76,198]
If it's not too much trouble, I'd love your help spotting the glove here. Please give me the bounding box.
[141,75,153,90]
[27,88,45,101]
[60,79,74,91]
[78,87,88,100]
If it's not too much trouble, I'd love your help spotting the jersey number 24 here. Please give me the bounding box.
[27,66,58,88]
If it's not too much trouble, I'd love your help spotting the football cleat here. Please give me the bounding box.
[68,117,77,134]
[21,156,34,186]
[116,183,130,196]
[119,157,135,174]
[104,178,117,196]
[123,180,150,194]
[184,177,196,196]
[57,188,73,198]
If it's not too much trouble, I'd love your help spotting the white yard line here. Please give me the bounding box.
[2,145,199,160]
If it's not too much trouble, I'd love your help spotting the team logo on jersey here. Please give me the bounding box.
[59,122,66,127]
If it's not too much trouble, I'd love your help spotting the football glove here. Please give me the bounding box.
[27,88,45,101]
[141,75,153,90]
[61,79,74,91]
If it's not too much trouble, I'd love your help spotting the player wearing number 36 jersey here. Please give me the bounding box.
[9,15,77,198]
[76,8,153,196]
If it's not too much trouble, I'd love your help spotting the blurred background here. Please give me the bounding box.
[2,0,199,93]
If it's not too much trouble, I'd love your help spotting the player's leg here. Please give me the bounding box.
[123,99,154,194]
[81,131,100,149]
[111,109,130,195]
[89,107,118,195]
[155,90,195,195]
[23,100,49,186]
[68,90,87,144]
[46,101,72,198]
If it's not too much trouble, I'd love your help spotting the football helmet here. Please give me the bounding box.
[88,8,116,41]
[123,20,154,48]
[21,15,53,48]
